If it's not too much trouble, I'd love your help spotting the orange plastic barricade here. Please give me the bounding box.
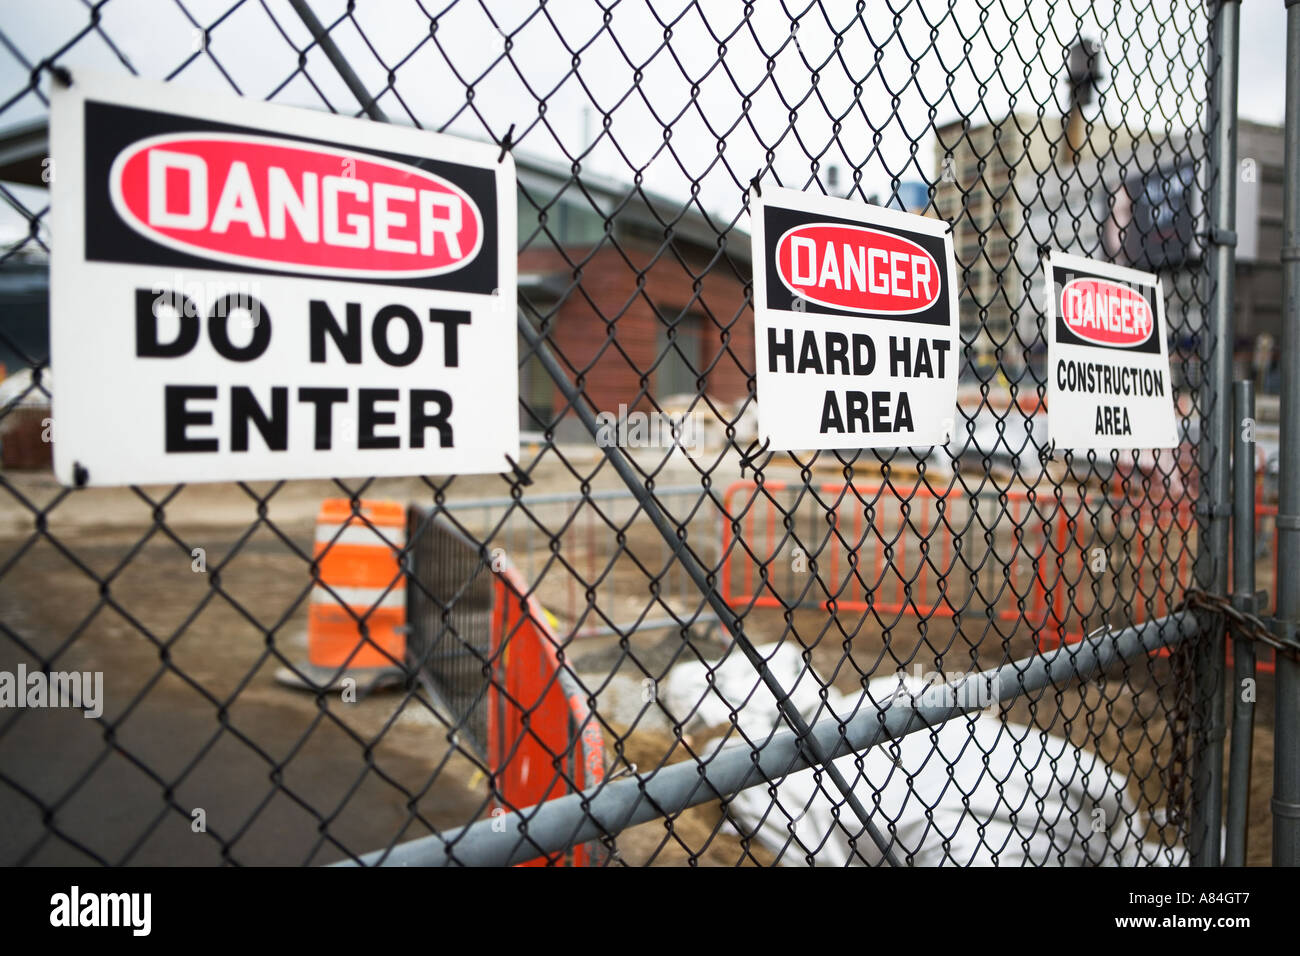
[720,480,1054,629]
[718,479,1235,663]
[486,565,604,866]
[277,499,407,690]
[400,507,605,866]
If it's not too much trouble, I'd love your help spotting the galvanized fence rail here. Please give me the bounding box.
[0,0,1291,867]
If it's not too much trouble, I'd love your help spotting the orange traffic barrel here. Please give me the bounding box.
[277,499,407,692]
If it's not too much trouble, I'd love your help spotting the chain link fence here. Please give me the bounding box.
[0,0,1256,866]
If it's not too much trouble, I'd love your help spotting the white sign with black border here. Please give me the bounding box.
[1044,251,1178,450]
[49,71,517,486]
[751,186,959,451]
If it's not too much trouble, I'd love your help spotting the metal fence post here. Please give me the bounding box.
[1273,0,1300,870]
[1189,0,1240,868]
[1225,380,1256,866]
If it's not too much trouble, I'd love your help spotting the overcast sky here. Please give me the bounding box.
[1239,1,1286,126]
[0,0,1289,231]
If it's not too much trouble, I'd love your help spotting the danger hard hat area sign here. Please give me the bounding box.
[1045,251,1178,450]
[50,73,517,486]
[752,187,959,451]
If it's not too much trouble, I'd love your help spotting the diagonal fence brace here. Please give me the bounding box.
[288,0,903,866]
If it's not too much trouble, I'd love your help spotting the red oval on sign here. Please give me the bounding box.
[109,133,483,278]
[774,223,941,314]
[1059,277,1154,347]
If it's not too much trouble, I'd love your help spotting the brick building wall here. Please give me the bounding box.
[519,241,753,428]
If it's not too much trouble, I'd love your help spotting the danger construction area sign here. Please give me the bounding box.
[1044,251,1178,450]
[750,186,960,451]
[49,72,518,486]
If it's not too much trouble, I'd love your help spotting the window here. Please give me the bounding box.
[517,188,606,249]
[655,311,705,400]
[518,330,554,432]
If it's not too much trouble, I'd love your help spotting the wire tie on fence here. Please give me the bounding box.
[749,168,764,198]
[503,454,533,487]
[872,708,910,769]
[43,62,72,87]
[1083,623,1113,644]
[737,436,771,477]
[497,123,515,164]
[1275,513,1300,531]
[605,762,637,782]
[1037,438,1056,464]
[71,462,88,488]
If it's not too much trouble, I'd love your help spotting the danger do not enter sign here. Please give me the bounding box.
[49,72,518,486]
[750,186,959,451]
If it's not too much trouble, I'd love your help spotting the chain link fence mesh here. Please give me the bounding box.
[0,0,1247,866]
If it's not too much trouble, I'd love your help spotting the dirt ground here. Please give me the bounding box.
[0,516,491,865]
[0,456,1281,866]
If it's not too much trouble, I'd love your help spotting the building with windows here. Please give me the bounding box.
[931,115,1068,360]
[933,113,1285,394]
[1233,120,1286,391]
[514,158,752,440]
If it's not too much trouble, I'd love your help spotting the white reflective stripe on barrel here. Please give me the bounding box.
[310,584,406,608]
[315,523,407,547]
